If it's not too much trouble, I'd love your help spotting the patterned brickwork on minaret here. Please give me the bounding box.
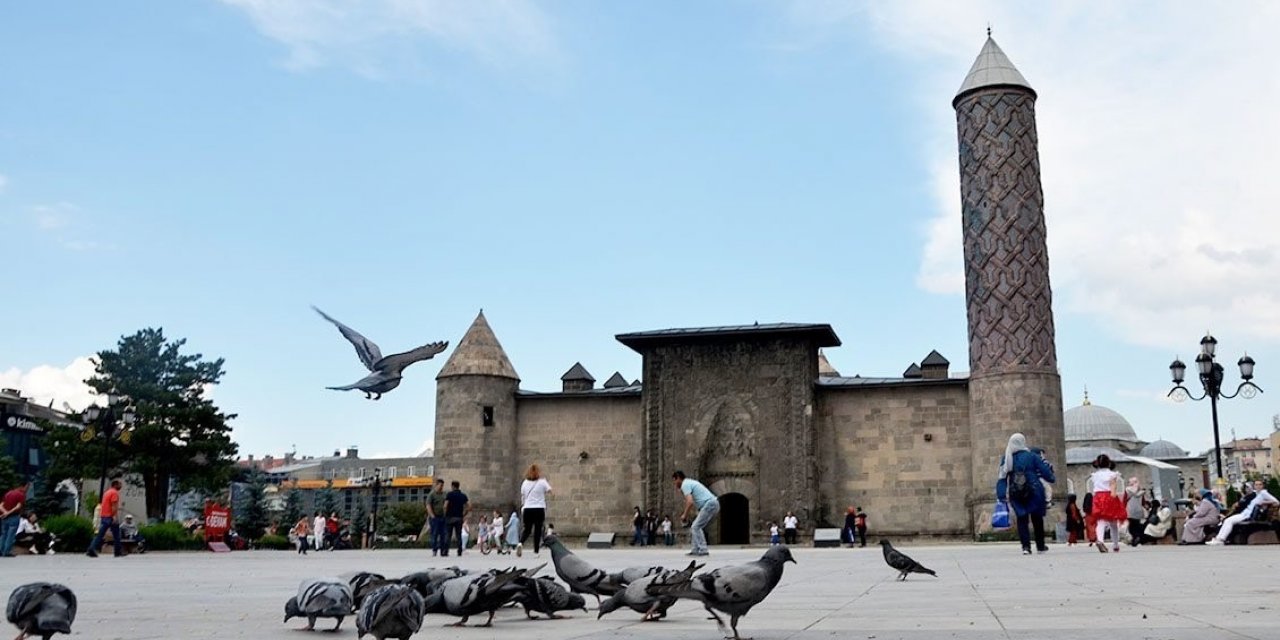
[954,37,1065,535]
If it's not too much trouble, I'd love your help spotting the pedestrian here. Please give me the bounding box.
[443,481,470,556]
[505,510,521,550]
[490,510,505,551]
[1081,492,1097,543]
[842,506,856,546]
[426,479,447,557]
[517,463,552,557]
[0,480,30,558]
[86,478,125,558]
[661,514,674,546]
[645,509,658,546]
[1064,494,1085,546]
[326,512,339,550]
[1088,454,1127,553]
[783,511,798,545]
[477,516,490,550]
[854,507,868,547]
[292,516,310,554]
[631,507,645,546]
[312,511,326,550]
[995,433,1055,555]
[672,470,719,557]
[1124,477,1146,547]
[769,521,780,545]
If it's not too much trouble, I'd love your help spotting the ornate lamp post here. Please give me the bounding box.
[1167,333,1263,484]
[369,467,383,549]
[80,390,137,499]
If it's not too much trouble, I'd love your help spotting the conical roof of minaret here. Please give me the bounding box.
[955,35,1034,105]
[436,311,519,381]
[817,349,840,378]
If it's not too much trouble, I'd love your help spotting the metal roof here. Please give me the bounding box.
[517,384,642,399]
[955,36,1035,104]
[616,323,840,351]
[1064,402,1139,443]
[920,350,950,367]
[602,372,630,388]
[560,362,595,382]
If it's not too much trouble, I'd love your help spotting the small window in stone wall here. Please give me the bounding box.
[482,406,494,427]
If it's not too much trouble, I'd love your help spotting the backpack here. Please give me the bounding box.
[1008,470,1034,502]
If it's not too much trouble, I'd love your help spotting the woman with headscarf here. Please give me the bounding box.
[1137,499,1173,544]
[1088,454,1127,552]
[1124,476,1147,546]
[1180,488,1223,545]
[995,433,1056,554]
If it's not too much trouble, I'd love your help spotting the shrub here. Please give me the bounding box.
[139,521,205,551]
[257,534,292,550]
[44,514,94,551]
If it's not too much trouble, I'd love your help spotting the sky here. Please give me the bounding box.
[2,1,1278,462]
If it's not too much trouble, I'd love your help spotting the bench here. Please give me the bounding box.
[586,532,616,549]
[1224,504,1280,545]
[812,528,842,548]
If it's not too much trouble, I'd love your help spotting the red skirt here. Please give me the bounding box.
[1091,491,1128,521]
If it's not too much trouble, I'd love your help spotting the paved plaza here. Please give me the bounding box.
[3,542,1278,640]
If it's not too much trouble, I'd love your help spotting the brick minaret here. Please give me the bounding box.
[954,36,1065,535]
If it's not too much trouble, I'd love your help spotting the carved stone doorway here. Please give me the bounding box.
[718,492,750,545]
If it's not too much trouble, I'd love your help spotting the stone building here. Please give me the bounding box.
[433,36,1066,542]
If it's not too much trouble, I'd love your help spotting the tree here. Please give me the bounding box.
[39,424,104,506]
[0,440,20,492]
[379,502,427,538]
[317,481,340,516]
[86,328,239,520]
[235,472,270,541]
[283,485,305,525]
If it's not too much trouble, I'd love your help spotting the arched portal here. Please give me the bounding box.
[718,492,750,545]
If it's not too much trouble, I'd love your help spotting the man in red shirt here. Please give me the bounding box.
[1,480,30,557]
[87,478,124,557]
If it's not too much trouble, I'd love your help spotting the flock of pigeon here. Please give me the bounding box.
[6,536,937,640]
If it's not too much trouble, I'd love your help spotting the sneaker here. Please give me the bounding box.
[1036,547,1048,554]
[515,543,523,558]
[86,551,98,558]
[1095,542,1107,553]
[1206,539,1224,546]
[1022,548,1031,555]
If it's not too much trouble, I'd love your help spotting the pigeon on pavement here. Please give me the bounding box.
[429,564,546,627]
[284,578,355,631]
[646,546,795,640]
[342,571,393,610]
[599,561,702,622]
[879,539,938,581]
[543,534,626,603]
[400,567,468,597]
[512,575,587,619]
[313,305,448,400]
[356,584,425,640]
[6,583,76,640]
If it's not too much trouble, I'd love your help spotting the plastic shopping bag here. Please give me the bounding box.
[991,500,1011,530]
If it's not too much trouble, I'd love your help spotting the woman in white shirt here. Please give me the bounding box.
[517,463,552,557]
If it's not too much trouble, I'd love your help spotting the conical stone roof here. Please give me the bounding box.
[817,350,840,378]
[437,311,519,380]
[955,36,1034,104]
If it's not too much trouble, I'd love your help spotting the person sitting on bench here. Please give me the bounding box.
[1208,480,1278,546]
[120,515,147,553]
[15,513,56,554]
[1136,500,1173,544]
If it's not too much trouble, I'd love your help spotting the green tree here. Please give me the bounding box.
[86,328,239,520]
[25,472,73,517]
[317,481,340,516]
[1266,476,1280,500]
[39,424,105,507]
[378,502,427,537]
[0,436,21,491]
[234,472,270,541]
[283,485,305,525]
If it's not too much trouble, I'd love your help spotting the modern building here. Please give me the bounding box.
[432,35,1066,542]
[0,387,78,480]
[237,446,435,517]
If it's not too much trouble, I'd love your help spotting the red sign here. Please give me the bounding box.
[204,502,231,543]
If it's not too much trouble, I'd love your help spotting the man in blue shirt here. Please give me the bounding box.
[673,470,719,556]
[443,481,471,556]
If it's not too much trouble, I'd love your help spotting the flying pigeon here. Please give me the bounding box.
[356,584,425,640]
[879,539,938,581]
[284,578,355,631]
[428,564,546,627]
[6,583,76,640]
[313,306,448,400]
[511,575,588,619]
[646,546,796,640]
[598,561,702,622]
[543,534,627,603]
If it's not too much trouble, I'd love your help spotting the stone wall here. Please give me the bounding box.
[816,382,973,537]
[432,375,520,513]
[513,395,644,536]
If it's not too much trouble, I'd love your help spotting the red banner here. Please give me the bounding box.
[204,502,231,542]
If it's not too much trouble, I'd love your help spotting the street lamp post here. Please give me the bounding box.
[1167,333,1263,483]
[369,467,383,550]
[80,390,137,499]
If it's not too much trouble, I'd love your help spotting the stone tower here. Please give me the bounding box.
[433,311,521,510]
[953,36,1065,533]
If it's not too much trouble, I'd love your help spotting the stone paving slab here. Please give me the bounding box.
[1,543,1277,639]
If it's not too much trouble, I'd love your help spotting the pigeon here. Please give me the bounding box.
[599,561,702,622]
[511,575,587,619]
[342,571,391,609]
[543,533,627,603]
[610,565,667,586]
[400,567,468,598]
[6,583,76,640]
[313,305,448,400]
[356,584,425,640]
[429,564,546,627]
[646,546,795,640]
[284,578,355,631]
[879,539,937,581]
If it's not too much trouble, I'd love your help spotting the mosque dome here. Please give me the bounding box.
[1139,439,1188,459]
[1063,394,1138,443]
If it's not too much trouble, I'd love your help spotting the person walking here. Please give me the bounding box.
[0,481,30,557]
[783,511,799,545]
[312,511,326,550]
[86,478,125,558]
[517,464,552,557]
[1064,494,1086,546]
[1124,477,1146,547]
[1088,454,1127,553]
[842,506,856,546]
[426,479,447,557]
[505,510,521,551]
[854,507,868,547]
[292,516,310,554]
[443,481,470,556]
[672,470,719,557]
[995,433,1055,555]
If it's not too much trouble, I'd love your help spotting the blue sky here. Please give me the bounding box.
[2,2,1277,461]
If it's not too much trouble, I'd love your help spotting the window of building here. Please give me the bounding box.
[386,466,397,479]
[482,406,494,427]
[426,465,434,477]
[406,466,415,477]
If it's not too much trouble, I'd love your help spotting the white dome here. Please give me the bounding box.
[1064,402,1138,443]
[1139,439,1188,459]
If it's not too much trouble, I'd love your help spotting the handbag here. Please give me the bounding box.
[991,500,1011,529]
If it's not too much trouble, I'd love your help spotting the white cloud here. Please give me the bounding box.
[0,357,100,412]
[789,2,1280,350]
[31,202,76,231]
[219,0,558,76]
